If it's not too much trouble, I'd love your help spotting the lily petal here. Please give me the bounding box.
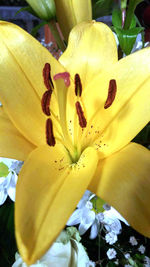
[81,47,150,157]
[0,107,35,160]
[59,21,118,88]
[15,144,98,264]
[0,21,65,145]
[89,143,150,237]
[55,0,92,41]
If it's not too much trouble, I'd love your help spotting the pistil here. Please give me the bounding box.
[53,72,77,160]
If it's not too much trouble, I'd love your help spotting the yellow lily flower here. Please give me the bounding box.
[54,0,92,41]
[0,20,150,265]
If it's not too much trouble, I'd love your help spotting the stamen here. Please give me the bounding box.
[43,63,54,90]
[53,72,70,87]
[46,118,55,146]
[75,73,82,96]
[41,90,52,116]
[104,79,117,109]
[75,101,87,128]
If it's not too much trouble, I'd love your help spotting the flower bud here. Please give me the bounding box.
[12,227,92,267]
[54,0,92,41]
[26,0,56,21]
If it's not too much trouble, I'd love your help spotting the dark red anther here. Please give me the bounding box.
[41,90,52,116]
[43,63,54,90]
[75,101,87,128]
[104,79,117,109]
[75,73,82,97]
[46,118,55,146]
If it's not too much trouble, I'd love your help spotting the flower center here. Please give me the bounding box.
[41,63,117,162]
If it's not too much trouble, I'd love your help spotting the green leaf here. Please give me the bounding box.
[92,0,114,18]
[0,162,9,177]
[91,196,106,213]
[130,15,137,28]
[15,5,39,18]
[114,27,143,55]
[112,8,137,29]
[31,21,47,37]
[112,8,122,29]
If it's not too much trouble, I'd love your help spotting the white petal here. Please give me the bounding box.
[90,222,99,239]
[67,209,82,225]
[105,207,129,225]
[105,218,122,235]
[78,210,95,236]
[106,248,117,260]
[1,173,11,188]
[41,242,72,267]
[10,160,24,174]
[72,240,89,267]
[81,208,95,224]
[0,157,13,168]
[79,223,91,235]
[0,177,7,185]
[12,253,26,267]
[105,232,118,245]
[7,172,17,202]
[0,189,7,205]
[77,190,92,208]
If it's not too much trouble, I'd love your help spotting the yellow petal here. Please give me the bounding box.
[0,21,64,145]
[15,144,98,264]
[55,0,92,41]
[59,21,118,88]
[0,107,35,160]
[81,47,150,158]
[89,143,150,237]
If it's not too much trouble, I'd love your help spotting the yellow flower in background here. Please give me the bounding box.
[54,0,92,41]
[0,20,150,265]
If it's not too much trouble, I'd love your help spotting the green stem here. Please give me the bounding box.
[121,0,127,10]
[47,21,66,52]
[118,44,123,59]
[124,0,142,30]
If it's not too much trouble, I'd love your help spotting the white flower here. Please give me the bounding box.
[86,261,95,267]
[67,190,127,239]
[0,158,23,205]
[103,214,122,235]
[103,207,129,227]
[105,232,118,245]
[0,169,17,204]
[138,245,145,254]
[10,160,24,174]
[67,191,99,239]
[129,236,138,246]
[114,259,119,265]
[124,253,131,259]
[106,248,117,260]
[144,256,150,267]
[12,228,91,267]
